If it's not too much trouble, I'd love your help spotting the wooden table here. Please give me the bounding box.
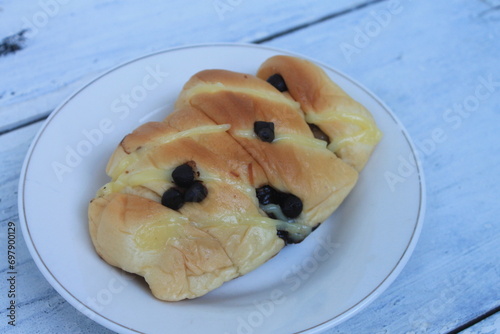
[1,0,499,333]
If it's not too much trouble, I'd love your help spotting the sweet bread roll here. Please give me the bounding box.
[88,56,381,301]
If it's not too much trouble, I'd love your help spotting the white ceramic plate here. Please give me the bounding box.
[18,44,425,334]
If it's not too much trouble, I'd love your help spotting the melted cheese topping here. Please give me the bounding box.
[192,215,275,230]
[98,169,169,196]
[110,124,231,179]
[201,175,256,199]
[260,204,289,222]
[305,112,382,152]
[183,83,302,114]
[235,130,327,150]
[259,204,311,237]
[192,213,310,238]
[134,216,189,251]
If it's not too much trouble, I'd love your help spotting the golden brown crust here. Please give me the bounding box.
[89,193,238,301]
[257,55,382,171]
[88,56,381,301]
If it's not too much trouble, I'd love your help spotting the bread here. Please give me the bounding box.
[88,55,382,301]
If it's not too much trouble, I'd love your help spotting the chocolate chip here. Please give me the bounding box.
[184,181,208,203]
[280,194,303,219]
[308,123,330,144]
[254,121,275,143]
[277,230,290,245]
[257,185,302,219]
[256,185,278,205]
[172,162,196,188]
[267,74,288,92]
[161,188,184,210]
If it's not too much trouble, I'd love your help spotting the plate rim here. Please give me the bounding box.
[17,42,426,334]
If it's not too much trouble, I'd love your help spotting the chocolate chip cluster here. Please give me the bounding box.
[256,185,305,244]
[256,185,303,219]
[161,162,208,210]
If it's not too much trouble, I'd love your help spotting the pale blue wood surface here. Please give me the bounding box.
[0,0,370,133]
[1,0,499,333]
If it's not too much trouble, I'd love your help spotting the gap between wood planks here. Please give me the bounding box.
[447,305,500,334]
[0,0,388,137]
[253,0,387,43]
[0,113,48,136]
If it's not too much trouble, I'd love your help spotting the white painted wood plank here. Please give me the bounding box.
[261,0,500,332]
[0,0,375,132]
[461,312,500,334]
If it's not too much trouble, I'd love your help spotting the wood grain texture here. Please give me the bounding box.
[0,0,374,133]
[0,122,113,333]
[1,0,500,333]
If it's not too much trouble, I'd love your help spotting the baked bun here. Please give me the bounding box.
[88,56,381,301]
